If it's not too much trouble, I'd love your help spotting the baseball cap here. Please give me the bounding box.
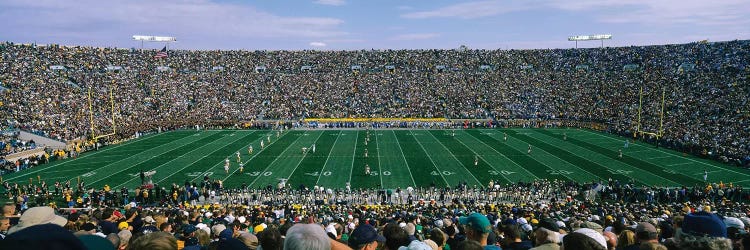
[459,213,492,233]
[635,222,658,240]
[118,222,129,230]
[348,224,385,248]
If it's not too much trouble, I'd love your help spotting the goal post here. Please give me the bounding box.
[635,86,666,139]
[88,80,117,142]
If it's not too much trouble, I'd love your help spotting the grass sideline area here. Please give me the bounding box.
[3,128,749,195]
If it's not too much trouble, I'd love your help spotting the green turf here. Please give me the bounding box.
[3,128,750,190]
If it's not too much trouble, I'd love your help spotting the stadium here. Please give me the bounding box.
[1,1,750,250]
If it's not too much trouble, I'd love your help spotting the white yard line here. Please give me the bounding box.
[579,129,750,178]
[115,131,251,188]
[485,129,600,182]
[391,130,416,187]
[247,131,311,187]
[411,131,451,186]
[426,131,482,186]
[647,156,672,160]
[346,131,359,184]
[66,131,219,186]
[4,132,174,182]
[529,131,680,187]
[315,131,342,185]
[667,162,693,167]
[463,131,538,180]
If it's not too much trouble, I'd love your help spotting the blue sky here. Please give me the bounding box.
[1,0,748,50]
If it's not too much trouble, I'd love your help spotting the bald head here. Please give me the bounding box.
[602,231,617,250]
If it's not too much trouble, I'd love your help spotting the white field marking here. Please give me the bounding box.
[205,132,277,183]
[391,130,416,187]
[153,131,258,185]
[3,131,176,182]
[667,162,693,167]
[66,131,218,186]
[410,131,451,186]
[281,132,325,184]
[425,131,482,186]
[247,131,311,187]
[647,156,673,160]
[346,131,359,184]
[625,149,651,154]
[116,131,252,188]
[461,131,536,181]
[456,139,516,185]
[528,131,678,187]
[579,129,750,179]
[482,129,599,182]
[44,168,95,174]
[315,131,343,185]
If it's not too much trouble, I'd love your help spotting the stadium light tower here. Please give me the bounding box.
[132,35,177,50]
[568,34,612,48]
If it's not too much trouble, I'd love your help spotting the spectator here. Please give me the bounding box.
[7,206,67,234]
[530,219,560,250]
[126,231,177,250]
[459,213,500,250]
[284,223,331,250]
[383,223,411,250]
[348,224,385,250]
[671,211,732,250]
[561,231,606,250]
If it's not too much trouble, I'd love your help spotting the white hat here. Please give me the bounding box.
[517,218,528,225]
[325,224,337,237]
[8,207,68,234]
[574,228,607,249]
[212,224,227,237]
[144,216,156,224]
[196,223,210,234]
[398,240,432,250]
[521,224,533,232]
[238,216,247,224]
[724,217,745,229]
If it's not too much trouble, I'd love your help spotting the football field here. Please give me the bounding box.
[4,128,750,190]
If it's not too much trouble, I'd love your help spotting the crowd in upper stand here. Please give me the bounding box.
[0,40,748,167]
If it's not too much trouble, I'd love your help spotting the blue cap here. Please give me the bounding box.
[348,224,385,248]
[682,211,727,238]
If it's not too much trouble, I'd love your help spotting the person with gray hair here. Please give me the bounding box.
[531,219,560,250]
[671,211,732,250]
[284,224,331,250]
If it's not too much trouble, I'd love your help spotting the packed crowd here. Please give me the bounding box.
[1,178,750,249]
[1,40,748,167]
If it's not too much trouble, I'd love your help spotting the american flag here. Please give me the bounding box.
[154,46,168,59]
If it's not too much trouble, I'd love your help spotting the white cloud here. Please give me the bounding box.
[401,0,531,19]
[390,33,440,41]
[313,0,346,6]
[401,0,750,27]
[309,42,327,47]
[0,0,347,48]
